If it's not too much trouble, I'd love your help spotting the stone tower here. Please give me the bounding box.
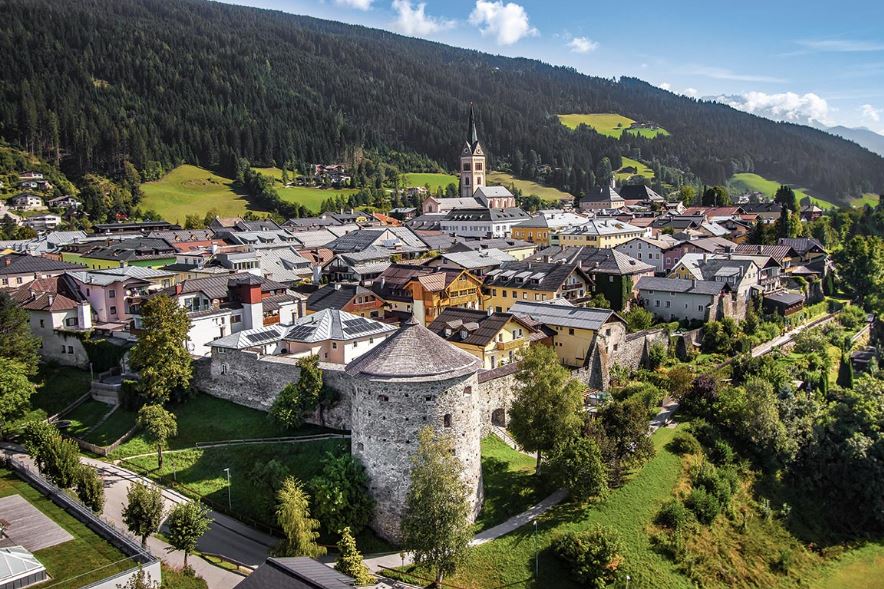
[460,104,486,198]
[346,316,484,542]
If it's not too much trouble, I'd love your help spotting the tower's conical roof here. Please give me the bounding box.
[346,315,481,382]
[468,103,479,147]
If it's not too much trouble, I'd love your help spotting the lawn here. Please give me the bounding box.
[251,166,299,184]
[728,173,837,209]
[852,192,880,208]
[486,171,573,204]
[558,113,670,139]
[402,172,458,191]
[392,427,690,589]
[275,185,358,215]
[476,436,543,531]
[0,469,133,589]
[617,156,655,181]
[62,399,113,438]
[806,542,884,589]
[141,165,255,223]
[28,365,92,420]
[109,393,331,459]
[84,407,138,446]
[123,439,347,534]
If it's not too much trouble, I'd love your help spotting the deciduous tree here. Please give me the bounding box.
[509,344,584,469]
[137,404,177,468]
[0,359,35,432]
[309,453,374,535]
[0,293,39,374]
[546,435,608,501]
[75,465,105,513]
[334,527,373,586]
[275,477,325,557]
[122,481,164,547]
[401,427,472,586]
[166,500,212,566]
[130,295,192,404]
[270,355,323,430]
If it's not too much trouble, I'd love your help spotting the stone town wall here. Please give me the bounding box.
[574,328,670,390]
[476,363,519,435]
[349,372,483,543]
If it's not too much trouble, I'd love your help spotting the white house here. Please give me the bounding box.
[10,194,45,211]
[23,214,62,232]
[615,235,682,273]
[439,208,530,238]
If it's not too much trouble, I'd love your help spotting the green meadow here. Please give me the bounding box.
[141,164,254,222]
[728,173,837,209]
[617,156,656,181]
[403,172,458,191]
[487,171,573,204]
[558,113,670,139]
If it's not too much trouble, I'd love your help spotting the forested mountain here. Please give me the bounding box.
[1,0,883,204]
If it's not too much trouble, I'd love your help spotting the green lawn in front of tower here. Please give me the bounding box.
[109,393,333,459]
[390,427,690,589]
[476,435,544,531]
[403,172,458,191]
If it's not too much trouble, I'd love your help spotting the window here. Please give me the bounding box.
[443,414,452,427]
[61,346,66,353]
[332,342,337,349]
[465,177,470,186]
[666,301,671,308]
[464,386,472,395]
[40,319,44,328]
[378,395,389,402]
[109,289,116,298]
[609,276,614,282]
[501,290,506,297]
[110,306,117,315]
[568,328,575,335]
[475,162,483,171]
[655,300,660,307]
[65,317,77,327]
[463,163,470,171]
[67,346,73,354]
[698,305,704,311]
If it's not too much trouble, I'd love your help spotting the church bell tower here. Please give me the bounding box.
[460,104,485,198]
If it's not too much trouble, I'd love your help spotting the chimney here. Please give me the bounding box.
[334,282,341,290]
[77,301,92,330]
[2,257,11,267]
[47,294,54,306]
[757,245,763,254]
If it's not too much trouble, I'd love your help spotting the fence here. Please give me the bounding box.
[3,451,162,587]
[70,423,139,457]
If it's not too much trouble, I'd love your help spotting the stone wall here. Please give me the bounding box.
[574,328,670,390]
[349,372,483,543]
[476,363,519,435]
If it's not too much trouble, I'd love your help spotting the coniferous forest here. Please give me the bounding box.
[1,0,883,204]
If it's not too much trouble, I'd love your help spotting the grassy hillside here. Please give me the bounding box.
[403,172,457,191]
[617,156,655,181]
[141,164,254,222]
[275,185,358,214]
[729,173,837,209]
[558,113,670,139]
[487,171,573,204]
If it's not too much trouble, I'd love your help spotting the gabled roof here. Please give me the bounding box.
[530,246,654,275]
[346,316,481,381]
[284,309,395,342]
[448,238,535,253]
[428,308,534,346]
[9,276,85,311]
[509,300,624,331]
[617,184,665,202]
[443,208,530,223]
[83,237,176,261]
[733,244,796,261]
[474,185,514,199]
[0,253,84,275]
[484,260,589,292]
[681,236,737,252]
[778,237,827,255]
[514,212,588,229]
[324,227,427,253]
[437,248,515,270]
[636,275,730,296]
[618,235,681,250]
[237,557,355,589]
[169,272,287,300]
[306,283,376,312]
[580,185,624,204]
[371,264,472,300]
[558,218,643,237]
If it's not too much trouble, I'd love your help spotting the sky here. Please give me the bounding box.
[225,0,884,135]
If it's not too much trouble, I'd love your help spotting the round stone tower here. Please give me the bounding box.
[346,316,483,542]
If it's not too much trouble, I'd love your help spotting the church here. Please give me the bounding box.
[421,105,517,214]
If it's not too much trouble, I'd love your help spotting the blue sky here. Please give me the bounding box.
[225,0,884,134]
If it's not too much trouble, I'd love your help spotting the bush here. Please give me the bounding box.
[309,453,374,535]
[692,462,735,507]
[685,487,721,524]
[251,459,289,494]
[612,382,665,420]
[667,431,701,456]
[648,342,668,369]
[546,436,608,502]
[552,525,626,587]
[709,438,734,464]
[655,500,692,530]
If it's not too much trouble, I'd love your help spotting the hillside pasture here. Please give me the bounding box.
[729,173,837,209]
[403,172,458,191]
[487,171,573,204]
[141,165,254,222]
[558,113,670,139]
[275,185,359,214]
[617,156,656,181]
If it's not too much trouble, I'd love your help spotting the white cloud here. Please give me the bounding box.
[683,87,698,97]
[713,91,833,126]
[684,65,786,84]
[335,0,373,10]
[568,36,598,54]
[861,103,881,123]
[797,39,884,53]
[391,0,455,36]
[469,1,538,46]
[658,82,671,91]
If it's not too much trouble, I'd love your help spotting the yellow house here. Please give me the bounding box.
[371,264,486,324]
[484,260,592,313]
[556,219,644,249]
[511,212,589,246]
[427,308,540,369]
[509,300,627,367]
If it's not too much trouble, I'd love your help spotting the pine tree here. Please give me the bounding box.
[333,527,373,585]
[836,353,854,389]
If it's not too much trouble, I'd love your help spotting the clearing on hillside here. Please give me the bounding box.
[486,171,573,204]
[275,185,359,214]
[728,173,837,209]
[403,172,458,191]
[558,113,670,139]
[141,164,254,222]
[617,156,656,181]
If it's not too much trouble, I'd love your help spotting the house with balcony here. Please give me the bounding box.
[556,219,645,249]
[511,211,589,245]
[424,248,516,277]
[10,194,45,211]
[306,283,385,318]
[67,266,176,328]
[325,248,392,284]
[371,264,486,325]
[484,260,592,313]
[669,252,781,299]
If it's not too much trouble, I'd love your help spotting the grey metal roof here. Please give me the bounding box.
[636,276,729,296]
[346,316,481,382]
[509,300,622,331]
[439,248,515,269]
[0,253,84,275]
[581,185,624,204]
[449,238,535,253]
[307,283,373,312]
[325,227,427,253]
[530,246,654,275]
[764,290,805,305]
[237,557,354,589]
[474,185,514,198]
[484,260,587,292]
[443,207,530,222]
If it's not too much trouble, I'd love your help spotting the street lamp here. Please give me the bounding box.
[626,574,631,589]
[223,468,231,511]
[533,519,539,578]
